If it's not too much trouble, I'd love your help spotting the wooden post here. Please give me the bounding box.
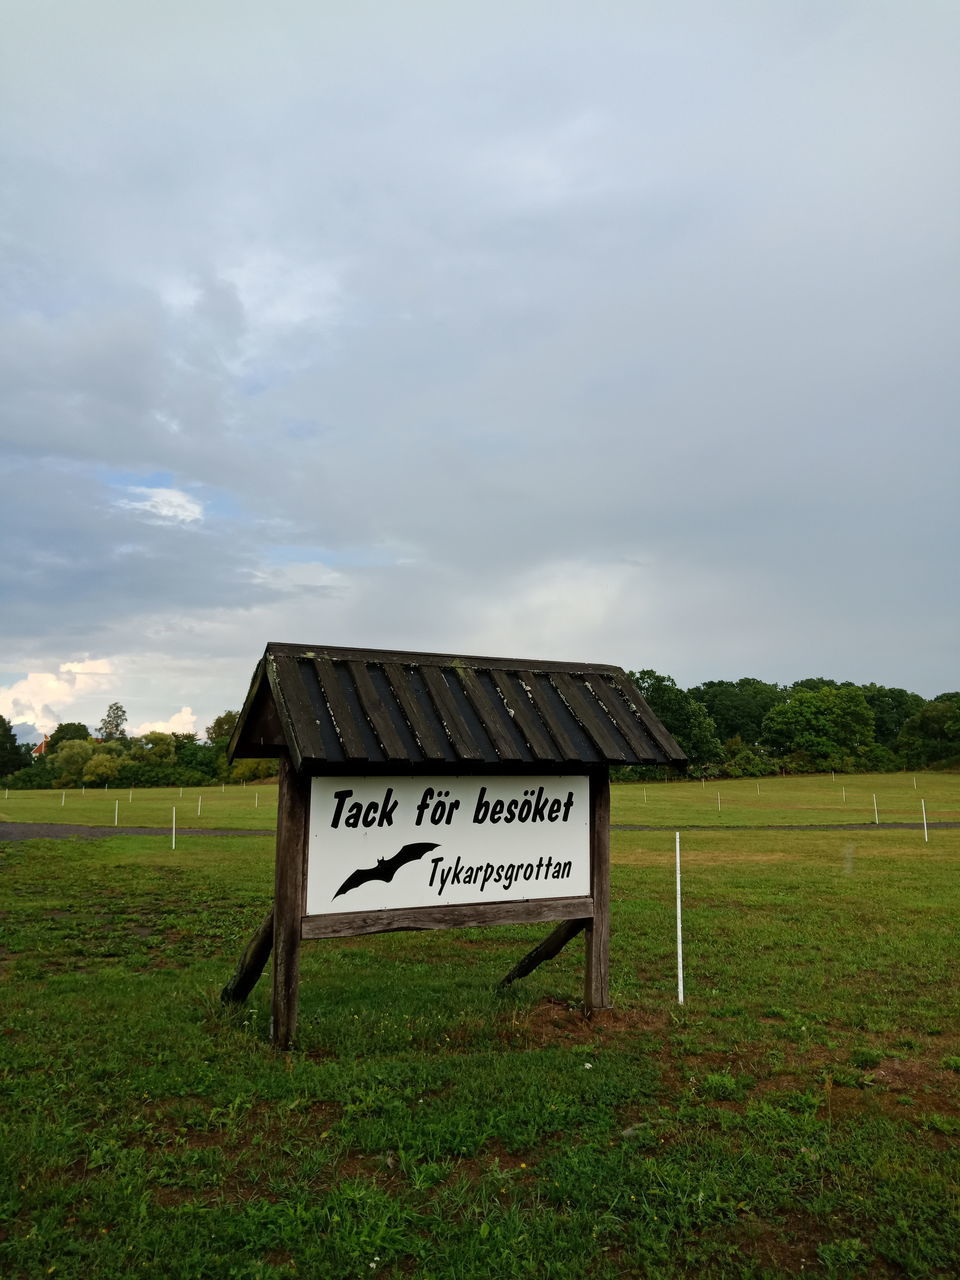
[221,906,274,1004]
[498,918,588,988]
[272,757,310,1049]
[584,769,611,1012]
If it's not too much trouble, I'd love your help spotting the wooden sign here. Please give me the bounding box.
[306,775,589,917]
[266,760,609,1048]
[222,643,686,1048]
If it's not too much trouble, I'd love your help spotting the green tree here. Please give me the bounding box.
[47,721,92,752]
[687,677,786,745]
[897,698,960,768]
[172,733,220,782]
[50,738,96,787]
[761,686,876,772]
[127,732,177,765]
[0,714,30,776]
[628,670,722,768]
[4,757,55,789]
[83,737,128,783]
[720,735,778,778]
[791,677,841,693]
[205,710,239,744]
[229,757,278,783]
[98,702,128,741]
[858,684,925,751]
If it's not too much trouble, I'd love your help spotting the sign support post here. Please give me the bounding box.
[272,757,309,1050]
[585,770,611,1011]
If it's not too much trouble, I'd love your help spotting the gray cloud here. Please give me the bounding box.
[1,1,957,734]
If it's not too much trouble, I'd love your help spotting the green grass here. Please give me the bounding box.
[0,782,276,830]
[4,771,957,834]
[612,770,960,829]
[2,804,960,1276]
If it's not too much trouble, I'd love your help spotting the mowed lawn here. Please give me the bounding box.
[612,771,960,830]
[1,787,959,1277]
[3,771,958,833]
[0,782,277,831]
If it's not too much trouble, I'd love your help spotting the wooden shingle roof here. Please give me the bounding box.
[229,642,687,773]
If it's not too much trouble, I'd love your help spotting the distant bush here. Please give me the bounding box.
[719,738,778,778]
[4,763,54,790]
[1,730,243,790]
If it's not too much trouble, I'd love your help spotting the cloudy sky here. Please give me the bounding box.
[1,1,957,741]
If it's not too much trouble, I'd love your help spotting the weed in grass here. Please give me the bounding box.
[849,1047,884,1070]
[918,1112,960,1136]
[822,1066,870,1089]
[700,1071,754,1102]
[896,1036,921,1052]
[816,1236,870,1276]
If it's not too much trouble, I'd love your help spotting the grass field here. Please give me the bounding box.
[2,777,959,1278]
[3,772,957,833]
[0,782,278,831]
[612,771,959,830]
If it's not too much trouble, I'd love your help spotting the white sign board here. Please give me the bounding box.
[306,775,590,916]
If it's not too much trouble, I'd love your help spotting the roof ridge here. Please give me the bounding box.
[263,641,623,675]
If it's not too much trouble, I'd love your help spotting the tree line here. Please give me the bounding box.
[0,705,276,790]
[2,675,958,789]
[623,672,960,780]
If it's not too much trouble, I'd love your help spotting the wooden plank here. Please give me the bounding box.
[604,671,687,762]
[550,673,631,762]
[421,666,485,761]
[456,667,526,761]
[526,674,584,761]
[488,669,559,760]
[313,658,370,760]
[220,906,274,1004]
[271,757,310,1048]
[584,770,611,1012]
[278,653,326,764]
[264,654,307,770]
[590,675,663,761]
[498,918,588,987]
[347,660,408,760]
[301,895,592,940]
[381,662,448,761]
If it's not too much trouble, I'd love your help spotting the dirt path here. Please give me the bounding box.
[612,821,960,832]
[1,820,956,843]
[0,822,272,842]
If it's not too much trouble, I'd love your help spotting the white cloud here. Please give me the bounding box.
[223,250,343,333]
[470,112,610,213]
[157,276,203,312]
[61,659,113,677]
[133,706,197,735]
[245,561,347,593]
[0,662,116,735]
[456,559,638,660]
[115,487,204,524]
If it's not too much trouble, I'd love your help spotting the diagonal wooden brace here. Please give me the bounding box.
[497,917,589,988]
[220,906,275,1004]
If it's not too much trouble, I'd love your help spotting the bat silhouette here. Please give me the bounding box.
[333,842,440,899]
